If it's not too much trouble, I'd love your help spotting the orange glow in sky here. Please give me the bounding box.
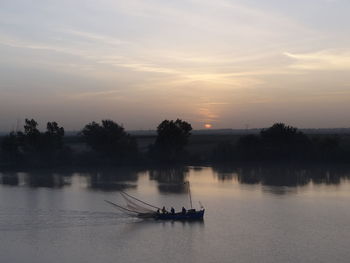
[204,124,212,129]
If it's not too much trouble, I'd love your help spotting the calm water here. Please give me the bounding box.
[1,166,350,263]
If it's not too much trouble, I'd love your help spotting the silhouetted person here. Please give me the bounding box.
[157,209,160,214]
[182,207,186,215]
[162,206,167,214]
[171,207,175,214]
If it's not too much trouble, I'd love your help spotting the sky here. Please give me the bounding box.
[1,0,350,131]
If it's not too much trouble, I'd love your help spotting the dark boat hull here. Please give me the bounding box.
[154,209,205,221]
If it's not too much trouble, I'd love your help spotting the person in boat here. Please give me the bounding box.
[162,206,167,214]
[157,208,160,214]
[171,207,175,214]
[182,207,186,215]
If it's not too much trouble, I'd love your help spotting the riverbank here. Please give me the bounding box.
[1,131,350,169]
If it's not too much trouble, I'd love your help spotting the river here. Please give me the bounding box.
[1,166,350,263]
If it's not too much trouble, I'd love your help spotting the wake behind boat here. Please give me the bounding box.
[105,183,205,221]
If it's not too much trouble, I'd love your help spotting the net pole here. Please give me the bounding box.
[187,182,193,209]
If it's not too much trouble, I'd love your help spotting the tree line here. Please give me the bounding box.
[1,120,349,168]
[0,118,192,167]
[1,119,69,166]
[212,123,349,163]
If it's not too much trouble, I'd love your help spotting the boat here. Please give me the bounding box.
[105,182,205,221]
[155,209,205,221]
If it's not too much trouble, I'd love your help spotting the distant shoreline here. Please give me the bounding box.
[2,127,350,137]
[1,132,350,169]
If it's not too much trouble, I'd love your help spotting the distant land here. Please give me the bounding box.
[1,128,350,137]
[128,128,350,136]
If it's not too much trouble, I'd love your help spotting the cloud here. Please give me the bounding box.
[284,50,350,70]
[108,63,180,74]
[113,0,309,35]
[61,29,130,46]
[69,89,122,98]
[2,0,350,129]
[0,35,71,54]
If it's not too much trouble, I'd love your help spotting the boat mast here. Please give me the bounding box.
[187,181,193,209]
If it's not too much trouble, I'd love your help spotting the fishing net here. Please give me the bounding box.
[120,192,156,213]
[105,192,159,217]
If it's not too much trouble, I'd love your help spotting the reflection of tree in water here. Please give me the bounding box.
[213,165,350,189]
[149,166,189,193]
[0,171,71,188]
[251,166,311,187]
[212,166,237,181]
[308,167,347,185]
[25,171,71,188]
[0,168,139,190]
[262,185,297,196]
[86,168,138,191]
[191,166,204,172]
[0,173,19,186]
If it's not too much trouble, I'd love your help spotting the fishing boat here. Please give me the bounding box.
[155,209,205,220]
[105,182,205,221]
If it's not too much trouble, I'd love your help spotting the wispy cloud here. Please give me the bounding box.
[61,29,130,46]
[108,63,180,74]
[0,35,71,54]
[285,50,350,70]
[69,89,122,98]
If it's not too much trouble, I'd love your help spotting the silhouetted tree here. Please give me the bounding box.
[236,134,262,161]
[259,123,312,160]
[261,123,304,143]
[24,119,40,136]
[46,121,64,137]
[42,121,68,164]
[1,132,22,164]
[1,119,68,166]
[212,123,315,163]
[21,118,41,152]
[150,119,192,162]
[312,136,343,161]
[44,122,65,150]
[80,120,138,163]
[212,141,236,162]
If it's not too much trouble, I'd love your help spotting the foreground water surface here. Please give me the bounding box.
[1,166,350,263]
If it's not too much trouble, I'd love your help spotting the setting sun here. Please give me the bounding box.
[204,124,212,129]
